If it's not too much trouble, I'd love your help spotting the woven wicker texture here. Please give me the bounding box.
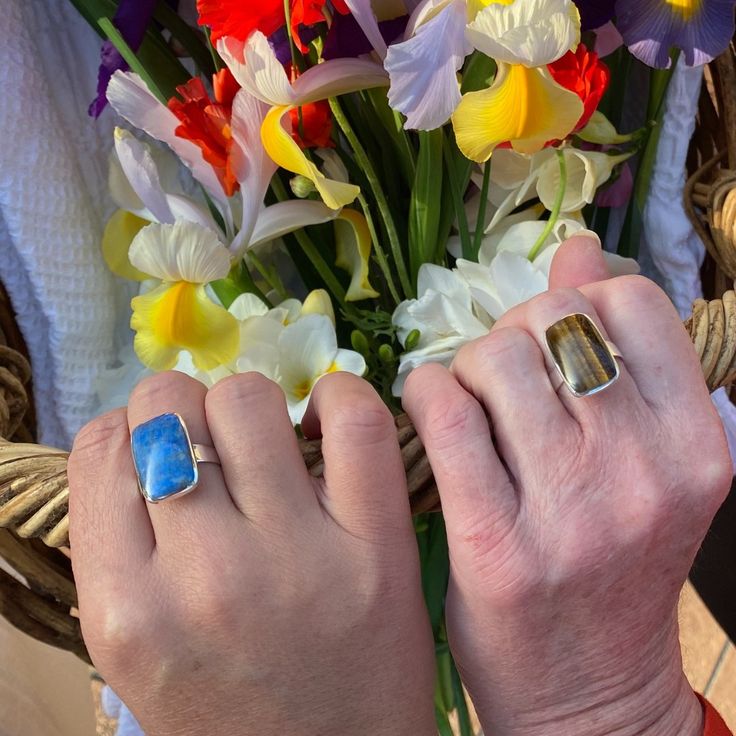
[685,41,736,280]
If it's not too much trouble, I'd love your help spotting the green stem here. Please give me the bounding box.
[451,661,473,736]
[98,18,166,103]
[444,140,473,261]
[270,177,347,304]
[247,251,289,301]
[329,97,414,299]
[528,149,567,262]
[283,0,306,74]
[358,194,402,305]
[472,160,491,261]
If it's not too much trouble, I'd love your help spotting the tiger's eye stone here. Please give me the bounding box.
[545,314,619,397]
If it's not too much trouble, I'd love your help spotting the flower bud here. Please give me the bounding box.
[351,330,370,356]
[404,329,421,351]
[290,175,317,199]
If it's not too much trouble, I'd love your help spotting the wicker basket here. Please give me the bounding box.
[2,45,736,665]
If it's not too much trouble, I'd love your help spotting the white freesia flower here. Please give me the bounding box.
[394,230,639,396]
[278,314,367,424]
[392,264,490,395]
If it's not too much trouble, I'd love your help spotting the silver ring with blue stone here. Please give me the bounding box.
[131,413,221,503]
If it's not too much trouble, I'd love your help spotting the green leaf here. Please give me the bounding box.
[461,51,496,94]
[152,1,216,78]
[422,514,450,634]
[210,260,271,309]
[66,0,190,101]
[409,129,444,283]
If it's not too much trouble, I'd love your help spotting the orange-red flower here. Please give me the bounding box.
[167,68,240,197]
[197,0,349,52]
[547,44,610,132]
[289,100,334,149]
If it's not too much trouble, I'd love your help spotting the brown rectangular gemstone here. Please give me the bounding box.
[545,314,619,397]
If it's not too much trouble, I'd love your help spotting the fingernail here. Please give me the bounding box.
[572,229,602,247]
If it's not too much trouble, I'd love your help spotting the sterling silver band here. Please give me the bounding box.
[193,444,221,465]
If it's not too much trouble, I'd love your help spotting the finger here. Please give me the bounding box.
[69,409,155,583]
[548,233,612,290]
[578,275,710,412]
[401,363,518,554]
[450,327,579,483]
[301,372,410,538]
[127,372,235,540]
[205,372,318,520]
[499,287,645,423]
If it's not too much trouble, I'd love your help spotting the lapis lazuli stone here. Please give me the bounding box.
[131,413,198,502]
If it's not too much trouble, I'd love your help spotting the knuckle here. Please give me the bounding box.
[80,594,151,671]
[70,410,128,467]
[471,327,536,366]
[424,394,482,450]
[130,370,204,407]
[328,393,394,445]
[534,287,586,315]
[207,371,284,410]
[403,362,448,399]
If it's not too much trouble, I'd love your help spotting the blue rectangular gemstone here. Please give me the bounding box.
[131,413,198,503]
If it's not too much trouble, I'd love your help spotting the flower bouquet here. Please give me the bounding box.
[64,0,736,729]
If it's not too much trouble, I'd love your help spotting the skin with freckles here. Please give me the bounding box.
[69,236,730,736]
[68,371,436,736]
[402,236,732,736]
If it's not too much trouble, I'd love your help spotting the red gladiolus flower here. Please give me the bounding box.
[198,0,349,52]
[548,44,610,132]
[168,69,240,197]
[289,100,334,149]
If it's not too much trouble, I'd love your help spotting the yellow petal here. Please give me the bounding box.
[101,210,151,281]
[131,281,239,371]
[302,289,336,325]
[334,209,380,301]
[451,64,584,163]
[261,105,360,210]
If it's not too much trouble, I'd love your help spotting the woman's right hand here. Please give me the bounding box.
[404,236,731,736]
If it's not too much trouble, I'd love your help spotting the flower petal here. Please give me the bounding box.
[342,0,389,57]
[302,289,336,324]
[114,128,175,224]
[385,0,468,130]
[107,72,227,201]
[467,0,581,66]
[616,0,736,68]
[131,281,239,371]
[452,64,584,162]
[229,89,279,253]
[102,209,151,281]
[228,293,269,320]
[217,33,295,105]
[249,200,340,248]
[292,58,389,105]
[129,220,232,283]
[334,209,381,301]
[536,148,631,213]
[261,106,360,209]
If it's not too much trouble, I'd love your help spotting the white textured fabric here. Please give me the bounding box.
[642,57,736,464]
[0,0,119,448]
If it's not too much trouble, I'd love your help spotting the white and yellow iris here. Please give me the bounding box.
[452,0,584,161]
[218,31,389,210]
[128,220,239,372]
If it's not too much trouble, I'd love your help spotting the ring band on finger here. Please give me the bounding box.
[545,313,624,398]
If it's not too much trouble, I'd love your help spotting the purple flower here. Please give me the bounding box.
[616,0,736,68]
[575,0,617,31]
[322,12,407,60]
[89,0,158,118]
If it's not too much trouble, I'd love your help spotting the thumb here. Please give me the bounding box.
[549,232,611,290]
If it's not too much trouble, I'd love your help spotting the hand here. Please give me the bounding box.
[69,371,435,736]
[403,237,732,736]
